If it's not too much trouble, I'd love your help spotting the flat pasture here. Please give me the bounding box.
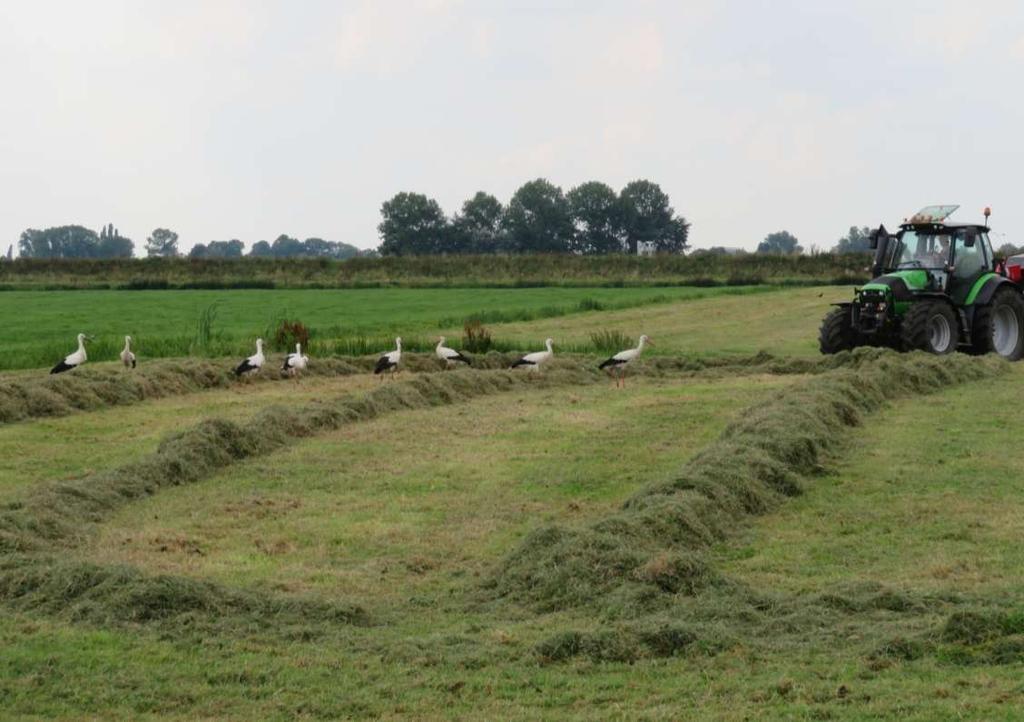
[0,285,782,371]
[2,285,1022,721]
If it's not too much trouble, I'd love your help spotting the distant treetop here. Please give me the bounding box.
[376,178,690,256]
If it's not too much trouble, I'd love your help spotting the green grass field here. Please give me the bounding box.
[2,286,1022,721]
[0,285,783,371]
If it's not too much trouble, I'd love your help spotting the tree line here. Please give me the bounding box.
[378,178,691,256]
[15,225,365,260]
[14,207,1010,262]
[189,235,363,259]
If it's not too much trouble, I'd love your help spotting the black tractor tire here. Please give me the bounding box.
[971,286,1024,360]
[819,307,858,354]
[900,301,959,354]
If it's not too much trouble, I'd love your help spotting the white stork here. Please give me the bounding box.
[281,342,309,379]
[374,337,402,379]
[510,338,554,373]
[120,335,136,369]
[598,334,652,388]
[50,333,92,375]
[234,338,265,379]
[436,336,471,368]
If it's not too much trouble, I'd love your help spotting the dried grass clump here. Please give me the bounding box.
[0,555,367,632]
[534,622,699,664]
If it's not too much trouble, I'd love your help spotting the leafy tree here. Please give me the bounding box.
[619,180,689,254]
[270,234,305,257]
[757,230,803,254]
[694,246,744,256]
[247,236,362,258]
[451,192,505,253]
[997,243,1021,258]
[567,181,623,254]
[249,240,273,257]
[502,178,573,253]
[192,240,244,258]
[97,223,134,258]
[833,226,873,254]
[302,237,361,259]
[145,228,179,257]
[302,237,333,257]
[18,225,99,258]
[97,234,134,258]
[378,192,449,256]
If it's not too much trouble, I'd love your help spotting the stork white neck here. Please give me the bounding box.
[123,336,132,351]
[546,338,553,352]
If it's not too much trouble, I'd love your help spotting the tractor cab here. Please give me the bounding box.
[872,214,995,304]
[819,204,1024,359]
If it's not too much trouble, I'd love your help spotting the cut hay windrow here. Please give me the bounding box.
[0,352,568,426]
[0,348,985,634]
[487,350,1009,614]
[0,554,368,633]
[0,349,857,427]
[0,364,600,554]
[0,348,906,555]
[0,357,354,425]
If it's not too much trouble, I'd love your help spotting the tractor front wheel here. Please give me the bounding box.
[819,307,858,354]
[901,301,959,354]
[971,287,1024,360]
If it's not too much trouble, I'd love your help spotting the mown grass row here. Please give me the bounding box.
[0,253,871,290]
[0,366,615,632]
[478,350,1012,662]
[0,350,825,427]
[4,349,1013,666]
[0,357,360,425]
[0,353,867,634]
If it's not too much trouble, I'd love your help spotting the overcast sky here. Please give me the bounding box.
[2,0,1023,254]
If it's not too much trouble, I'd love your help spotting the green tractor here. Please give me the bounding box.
[820,205,1024,360]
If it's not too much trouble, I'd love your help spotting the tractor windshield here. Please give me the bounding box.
[889,230,953,270]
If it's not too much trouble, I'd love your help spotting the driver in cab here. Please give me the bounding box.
[922,236,950,266]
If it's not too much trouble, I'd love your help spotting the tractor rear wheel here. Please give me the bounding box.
[971,286,1024,360]
[819,307,857,354]
[900,301,958,354]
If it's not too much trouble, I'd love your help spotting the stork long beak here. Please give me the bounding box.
[85,335,95,341]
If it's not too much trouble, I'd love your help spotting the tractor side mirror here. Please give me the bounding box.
[869,224,888,250]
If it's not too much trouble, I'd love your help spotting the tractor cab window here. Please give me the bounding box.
[951,230,988,279]
[892,230,950,270]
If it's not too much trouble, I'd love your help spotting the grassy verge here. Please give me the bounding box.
[0,285,780,370]
[458,285,854,358]
[0,253,870,290]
